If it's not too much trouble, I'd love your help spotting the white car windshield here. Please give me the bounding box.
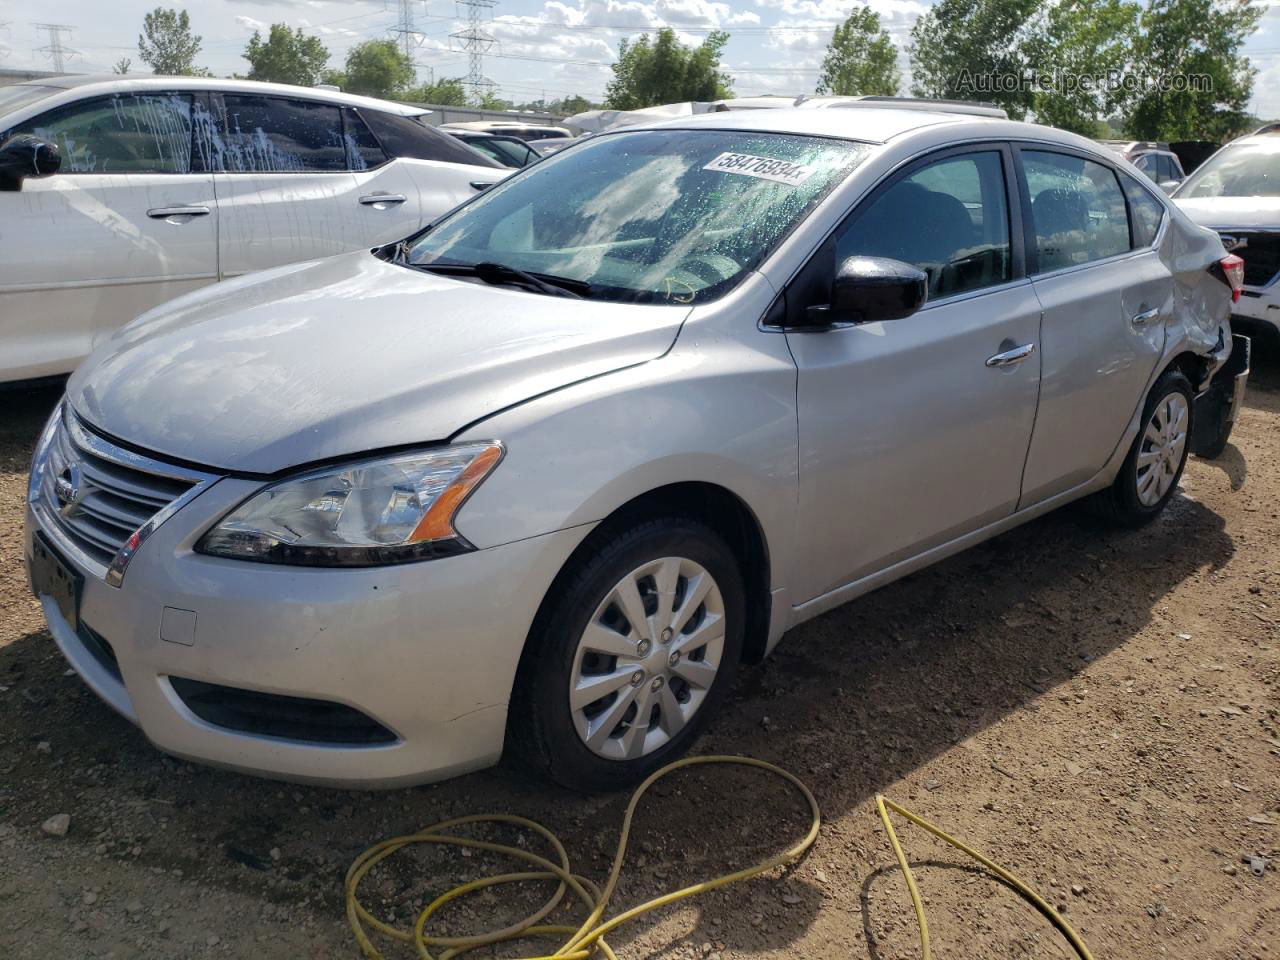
[407,129,870,304]
[1178,141,1280,198]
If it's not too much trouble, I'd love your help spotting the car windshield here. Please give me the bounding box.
[407,129,870,304]
[0,84,61,124]
[1177,141,1280,198]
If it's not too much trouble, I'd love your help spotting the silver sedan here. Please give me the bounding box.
[26,105,1247,791]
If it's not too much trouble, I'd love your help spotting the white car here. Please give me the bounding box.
[0,75,506,384]
[1173,132,1280,343]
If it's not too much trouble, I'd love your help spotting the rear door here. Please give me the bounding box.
[1016,146,1171,505]
[0,90,216,380]
[210,93,360,278]
[341,107,436,243]
[359,110,504,226]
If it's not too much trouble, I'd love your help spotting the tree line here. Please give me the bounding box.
[123,7,597,115]
[122,2,1264,139]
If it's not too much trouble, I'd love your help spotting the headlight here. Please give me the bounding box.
[196,442,503,566]
[28,400,64,505]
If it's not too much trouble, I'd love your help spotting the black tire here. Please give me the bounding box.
[1092,368,1194,527]
[508,516,745,792]
[1191,380,1235,460]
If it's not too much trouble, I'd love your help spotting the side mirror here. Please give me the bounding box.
[0,135,61,191]
[804,255,927,326]
[1158,180,1181,194]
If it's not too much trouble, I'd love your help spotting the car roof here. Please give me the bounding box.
[625,106,1092,149]
[11,74,426,117]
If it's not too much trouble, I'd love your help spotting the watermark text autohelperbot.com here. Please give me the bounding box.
[952,69,1214,96]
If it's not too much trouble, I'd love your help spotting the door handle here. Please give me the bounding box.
[470,180,495,191]
[1130,306,1161,327]
[358,193,407,208]
[146,206,210,220]
[985,343,1036,367]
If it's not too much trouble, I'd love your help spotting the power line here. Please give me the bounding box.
[34,22,77,73]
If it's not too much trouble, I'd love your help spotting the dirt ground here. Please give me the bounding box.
[2,341,1278,960]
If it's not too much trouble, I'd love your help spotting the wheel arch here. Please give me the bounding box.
[520,482,774,679]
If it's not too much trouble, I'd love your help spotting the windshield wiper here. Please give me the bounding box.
[417,261,588,299]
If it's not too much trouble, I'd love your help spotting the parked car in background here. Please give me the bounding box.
[438,120,572,142]
[442,128,540,167]
[1173,130,1280,345]
[1099,140,1186,192]
[0,75,506,384]
[27,107,1247,792]
[529,135,589,157]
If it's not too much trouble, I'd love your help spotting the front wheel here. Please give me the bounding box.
[1093,368,1193,526]
[508,517,744,792]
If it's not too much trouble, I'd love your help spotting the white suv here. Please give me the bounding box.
[0,75,505,384]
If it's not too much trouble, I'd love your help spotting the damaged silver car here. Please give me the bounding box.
[27,104,1249,792]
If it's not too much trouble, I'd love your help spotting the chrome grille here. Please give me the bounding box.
[32,405,218,584]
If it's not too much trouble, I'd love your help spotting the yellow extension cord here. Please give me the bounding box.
[344,755,1094,960]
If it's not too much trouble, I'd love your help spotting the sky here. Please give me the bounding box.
[1,0,1280,117]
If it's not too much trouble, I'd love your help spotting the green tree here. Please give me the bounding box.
[908,0,1040,119]
[477,89,511,110]
[137,8,203,76]
[342,39,415,99]
[556,94,594,115]
[407,77,469,105]
[243,24,330,87]
[1123,0,1262,141]
[1025,0,1140,135]
[817,7,899,97]
[604,28,733,109]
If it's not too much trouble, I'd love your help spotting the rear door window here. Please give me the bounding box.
[217,95,346,172]
[1022,150,1131,272]
[1120,174,1166,248]
[343,108,389,171]
[10,92,194,174]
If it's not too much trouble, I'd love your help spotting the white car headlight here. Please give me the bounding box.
[197,442,503,566]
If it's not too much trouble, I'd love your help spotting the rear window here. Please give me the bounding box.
[0,83,61,119]
[343,108,389,171]
[362,111,503,168]
[218,95,346,172]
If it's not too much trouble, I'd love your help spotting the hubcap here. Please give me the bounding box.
[568,556,726,761]
[1136,391,1189,507]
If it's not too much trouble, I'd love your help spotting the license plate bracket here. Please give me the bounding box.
[30,533,82,632]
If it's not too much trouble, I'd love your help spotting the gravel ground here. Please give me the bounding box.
[1,341,1278,960]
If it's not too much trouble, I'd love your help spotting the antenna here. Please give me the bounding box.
[450,0,497,104]
[34,22,78,73]
[388,0,429,83]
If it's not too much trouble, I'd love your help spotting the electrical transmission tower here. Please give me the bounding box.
[450,0,497,104]
[34,23,77,73]
[389,0,430,80]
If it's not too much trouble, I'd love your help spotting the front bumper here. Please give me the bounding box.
[25,477,590,788]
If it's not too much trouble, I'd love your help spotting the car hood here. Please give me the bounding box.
[68,252,690,474]
[1172,196,1280,229]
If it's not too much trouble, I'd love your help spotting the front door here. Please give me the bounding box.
[786,145,1042,602]
[0,91,217,381]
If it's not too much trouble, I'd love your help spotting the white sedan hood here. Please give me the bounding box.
[1173,196,1280,229]
[68,252,689,474]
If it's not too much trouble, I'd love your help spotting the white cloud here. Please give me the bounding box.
[235,15,268,32]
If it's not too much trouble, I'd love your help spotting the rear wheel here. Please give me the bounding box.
[509,517,744,792]
[1094,368,1193,526]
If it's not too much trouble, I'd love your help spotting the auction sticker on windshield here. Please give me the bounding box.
[703,152,817,185]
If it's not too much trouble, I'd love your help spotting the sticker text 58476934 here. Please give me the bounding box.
[702,152,817,186]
